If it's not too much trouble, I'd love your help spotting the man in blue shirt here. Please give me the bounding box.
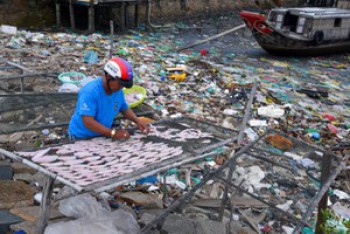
[69,57,149,140]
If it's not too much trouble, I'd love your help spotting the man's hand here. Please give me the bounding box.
[136,121,150,134]
[122,108,150,134]
[113,129,130,140]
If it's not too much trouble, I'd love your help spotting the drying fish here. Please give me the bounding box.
[16,151,37,158]
[74,152,93,158]
[56,149,73,155]
[33,155,58,163]
[32,147,51,161]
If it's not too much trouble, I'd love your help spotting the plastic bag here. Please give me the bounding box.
[58,83,80,93]
[45,194,139,234]
[59,193,109,218]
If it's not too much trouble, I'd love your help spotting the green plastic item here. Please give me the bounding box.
[58,72,86,85]
[302,227,315,234]
[306,128,320,133]
[166,168,178,175]
[122,85,147,108]
[190,176,201,185]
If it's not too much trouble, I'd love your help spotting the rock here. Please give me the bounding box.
[161,215,226,234]
[117,203,138,220]
[140,208,166,217]
[226,221,244,234]
[32,172,47,187]
[237,227,256,234]
[13,173,35,183]
[0,134,9,144]
[8,132,24,143]
[194,219,226,234]
[0,162,13,180]
[161,214,196,234]
[139,212,156,225]
[0,210,23,234]
[22,131,38,139]
[265,134,294,151]
[120,192,163,208]
[209,183,222,198]
[10,206,63,222]
[185,212,209,220]
[11,162,37,174]
[14,142,35,152]
[0,180,34,209]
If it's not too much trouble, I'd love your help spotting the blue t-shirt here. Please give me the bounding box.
[68,77,129,139]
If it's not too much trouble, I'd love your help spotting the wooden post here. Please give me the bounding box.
[145,0,151,31]
[135,4,139,27]
[69,0,76,30]
[218,150,236,221]
[109,21,114,59]
[120,2,126,32]
[237,80,258,145]
[55,1,61,27]
[37,176,55,234]
[88,4,95,33]
[315,152,332,233]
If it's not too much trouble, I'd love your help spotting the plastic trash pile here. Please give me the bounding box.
[0,23,349,234]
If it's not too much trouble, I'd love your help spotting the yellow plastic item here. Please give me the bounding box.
[122,85,147,108]
[166,67,187,82]
[138,116,156,124]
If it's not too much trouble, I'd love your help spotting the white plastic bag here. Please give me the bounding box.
[257,105,285,118]
[45,194,140,234]
[58,83,80,93]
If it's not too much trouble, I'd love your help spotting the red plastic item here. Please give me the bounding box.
[260,225,273,233]
[323,114,335,121]
[327,123,338,133]
[200,49,208,56]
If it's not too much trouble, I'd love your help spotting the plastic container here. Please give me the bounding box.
[58,72,86,85]
[122,85,147,108]
[0,25,17,35]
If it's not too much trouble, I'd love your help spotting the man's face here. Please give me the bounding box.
[109,79,124,92]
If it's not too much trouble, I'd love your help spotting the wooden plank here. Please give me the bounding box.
[120,2,126,32]
[69,0,76,30]
[88,5,95,33]
[315,152,332,233]
[56,3,61,27]
[192,198,268,208]
[36,177,55,234]
[135,4,139,27]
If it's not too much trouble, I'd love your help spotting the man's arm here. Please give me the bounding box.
[82,116,129,139]
[122,108,141,124]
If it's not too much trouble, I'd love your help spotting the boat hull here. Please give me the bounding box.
[240,11,350,56]
[254,31,350,56]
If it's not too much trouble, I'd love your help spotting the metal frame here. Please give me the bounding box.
[1,62,348,232]
[0,117,238,234]
[141,129,348,233]
[0,121,347,233]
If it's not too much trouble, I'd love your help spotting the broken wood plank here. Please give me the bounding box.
[192,198,268,208]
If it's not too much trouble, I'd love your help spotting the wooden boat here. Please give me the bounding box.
[240,7,350,55]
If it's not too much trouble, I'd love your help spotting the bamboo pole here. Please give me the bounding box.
[177,24,246,51]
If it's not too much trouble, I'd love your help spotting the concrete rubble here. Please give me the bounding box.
[0,12,349,234]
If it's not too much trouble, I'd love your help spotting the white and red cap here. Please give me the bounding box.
[104,57,133,88]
